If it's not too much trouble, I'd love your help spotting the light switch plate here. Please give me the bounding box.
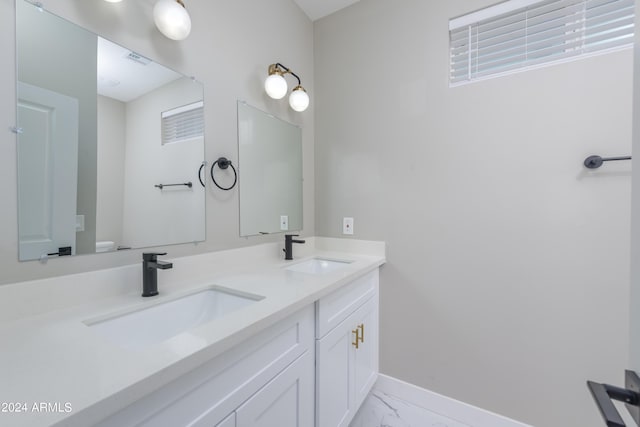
[76,215,85,232]
[343,217,354,235]
[280,215,289,231]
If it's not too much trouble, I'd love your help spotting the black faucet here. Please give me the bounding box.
[284,234,305,260]
[142,252,173,297]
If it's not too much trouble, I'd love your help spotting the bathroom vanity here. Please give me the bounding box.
[6,5,376,425]
[0,238,384,427]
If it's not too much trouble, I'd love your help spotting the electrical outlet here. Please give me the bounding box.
[343,217,354,235]
[280,215,289,231]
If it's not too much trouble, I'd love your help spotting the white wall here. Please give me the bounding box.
[314,1,632,426]
[97,95,126,247]
[0,0,314,284]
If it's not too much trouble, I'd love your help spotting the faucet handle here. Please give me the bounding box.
[143,252,167,261]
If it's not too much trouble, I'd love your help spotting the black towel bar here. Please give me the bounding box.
[155,182,193,190]
[584,155,631,169]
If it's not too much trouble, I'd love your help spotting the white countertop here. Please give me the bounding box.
[0,237,385,427]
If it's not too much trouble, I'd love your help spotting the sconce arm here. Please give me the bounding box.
[274,62,302,86]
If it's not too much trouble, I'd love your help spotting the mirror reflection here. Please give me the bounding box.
[238,102,303,237]
[16,0,205,261]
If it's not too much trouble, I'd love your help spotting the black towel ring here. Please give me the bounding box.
[210,157,237,191]
[198,163,206,187]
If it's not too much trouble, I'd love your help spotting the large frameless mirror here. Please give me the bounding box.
[16,0,206,261]
[238,101,303,237]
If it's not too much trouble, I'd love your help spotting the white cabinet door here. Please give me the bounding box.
[352,296,378,409]
[316,315,355,427]
[236,351,314,427]
[216,412,235,427]
[316,295,378,427]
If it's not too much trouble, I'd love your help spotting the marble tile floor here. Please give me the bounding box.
[350,388,472,427]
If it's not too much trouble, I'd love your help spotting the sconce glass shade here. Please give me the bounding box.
[104,0,123,2]
[265,72,288,100]
[289,86,309,112]
[153,0,192,41]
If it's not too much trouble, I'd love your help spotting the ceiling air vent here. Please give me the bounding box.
[125,51,151,66]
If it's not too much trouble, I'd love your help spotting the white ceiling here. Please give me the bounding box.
[293,0,360,21]
[97,37,182,103]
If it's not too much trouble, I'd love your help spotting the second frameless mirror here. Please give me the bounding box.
[238,102,303,237]
[16,0,205,261]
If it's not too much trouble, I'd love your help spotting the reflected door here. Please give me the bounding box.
[17,82,79,260]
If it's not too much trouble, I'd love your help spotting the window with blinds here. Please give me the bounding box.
[161,101,204,145]
[449,0,635,85]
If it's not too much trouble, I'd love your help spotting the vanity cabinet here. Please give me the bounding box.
[97,305,314,427]
[315,270,379,427]
[95,269,380,427]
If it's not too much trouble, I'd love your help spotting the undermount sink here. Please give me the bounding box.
[85,287,263,349]
[285,258,352,275]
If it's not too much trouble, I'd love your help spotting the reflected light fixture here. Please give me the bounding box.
[264,63,310,112]
[153,0,192,41]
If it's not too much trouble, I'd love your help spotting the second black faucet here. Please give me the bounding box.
[284,234,305,260]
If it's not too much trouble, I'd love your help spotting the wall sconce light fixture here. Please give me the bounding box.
[264,63,309,112]
[153,0,192,41]
[103,0,124,3]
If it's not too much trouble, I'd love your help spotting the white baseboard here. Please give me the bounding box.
[374,374,532,427]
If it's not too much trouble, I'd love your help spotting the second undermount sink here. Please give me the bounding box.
[85,287,263,350]
[285,258,352,275]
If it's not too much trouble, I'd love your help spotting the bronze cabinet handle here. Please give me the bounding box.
[352,324,365,349]
[352,328,360,349]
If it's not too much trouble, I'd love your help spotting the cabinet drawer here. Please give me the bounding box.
[316,270,378,338]
[97,305,314,427]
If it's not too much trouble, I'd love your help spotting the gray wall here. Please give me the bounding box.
[0,0,314,284]
[122,78,204,248]
[314,1,632,426]
[97,95,126,247]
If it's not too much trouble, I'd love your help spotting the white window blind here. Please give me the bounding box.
[450,0,635,85]
[161,101,204,145]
